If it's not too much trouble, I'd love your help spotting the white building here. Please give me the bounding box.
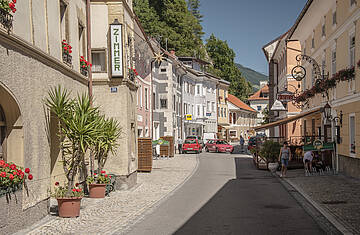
[248,82,269,136]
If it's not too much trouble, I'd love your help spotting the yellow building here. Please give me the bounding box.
[289,0,360,177]
[217,79,230,139]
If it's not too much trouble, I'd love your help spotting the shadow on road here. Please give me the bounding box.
[174,157,324,235]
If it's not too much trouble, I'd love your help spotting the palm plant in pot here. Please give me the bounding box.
[45,86,100,217]
[259,140,281,172]
[87,117,121,198]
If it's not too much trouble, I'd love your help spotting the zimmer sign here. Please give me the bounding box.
[277,90,294,102]
[110,23,123,77]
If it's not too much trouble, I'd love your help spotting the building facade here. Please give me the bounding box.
[288,0,360,176]
[90,0,138,189]
[0,0,89,232]
[248,82,269,136]
[228,94,257,142]
[217,79,230,139]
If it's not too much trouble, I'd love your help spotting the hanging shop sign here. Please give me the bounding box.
[270,99,286,111]
[110,21,123,78]
[185,114,192,121]
[277,90,295,103]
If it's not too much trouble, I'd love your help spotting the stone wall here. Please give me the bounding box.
[339,155,360,178]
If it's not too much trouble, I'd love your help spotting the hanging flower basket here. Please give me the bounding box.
[0,160,33,197]
[128,67,138,81]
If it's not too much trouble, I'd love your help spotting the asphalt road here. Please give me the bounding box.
[125,152,325,235]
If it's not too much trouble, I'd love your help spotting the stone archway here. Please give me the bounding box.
[0,84,23,165]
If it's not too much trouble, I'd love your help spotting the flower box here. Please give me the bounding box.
[80,66,88,77]
[80,56,91,76]
[0,7,13,31]
[62,40,72,65]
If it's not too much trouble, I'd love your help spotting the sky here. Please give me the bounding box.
[199,0,307,75]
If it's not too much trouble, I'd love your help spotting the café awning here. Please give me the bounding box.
[253,108,322,131]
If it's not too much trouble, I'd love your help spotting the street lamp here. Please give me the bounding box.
[321,102,343,144]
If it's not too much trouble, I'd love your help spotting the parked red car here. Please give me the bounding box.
[205,139,234,153]
[182,139,202,154]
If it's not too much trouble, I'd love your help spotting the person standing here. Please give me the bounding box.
[303,151,314,173]
[239,136,245,153]
[177,138,183,154]
[278,141,291,177]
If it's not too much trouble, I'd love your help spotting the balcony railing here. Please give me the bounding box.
[0,8,13,32]
[80,67,88,77]
[62,52,72,65]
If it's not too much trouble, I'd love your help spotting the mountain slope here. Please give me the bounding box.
[235,63,268,91]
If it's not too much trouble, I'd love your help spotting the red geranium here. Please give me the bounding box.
[25,168,30,173]
[55,182,59,186]
[101,171,106,174]
[9,174,14,180]
[28,174,33,180]
[72,188,76,192]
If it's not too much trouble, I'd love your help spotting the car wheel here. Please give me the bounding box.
[205,147,209,152]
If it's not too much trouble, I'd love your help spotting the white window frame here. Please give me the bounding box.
[139,85,143,108]
[229,130,237,138]
[349,32,356,92]
[145,88,148,110]
[196,104,201,117]
[349,113,356,157]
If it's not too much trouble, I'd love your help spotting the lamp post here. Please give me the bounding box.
[321,102,343,172]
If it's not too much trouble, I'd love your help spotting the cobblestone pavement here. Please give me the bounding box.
[282,169,360,234]
[17,154,198,235]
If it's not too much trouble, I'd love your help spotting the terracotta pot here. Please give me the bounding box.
[89,184,106,198]
[57,197,82,218]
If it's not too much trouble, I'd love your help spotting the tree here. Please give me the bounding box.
[134,0,205,58]
[187,0,202,22]
[261,106,270,124]
[205,34,252,101]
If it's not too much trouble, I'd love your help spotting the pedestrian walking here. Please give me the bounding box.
[278,141,291,177]
[239,136,245,153]
[177,138,183,154]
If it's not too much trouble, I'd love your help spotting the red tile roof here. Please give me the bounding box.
[248,85,269,101]
[228,94,257,113]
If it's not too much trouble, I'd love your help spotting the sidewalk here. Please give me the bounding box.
[16,154,198,235]
[279,169,360,234]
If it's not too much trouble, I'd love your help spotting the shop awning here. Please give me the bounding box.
[253,108,322,131]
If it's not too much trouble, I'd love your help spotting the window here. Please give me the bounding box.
[322,22,326,37]
[160,99,167,109]
[332,11,337,25]
[160,68,166,73]
[257,106,261,111]
[207,101,210,112]
[350,115,356,154]
[229,130,237,137]
[196,85,201,95]
[173,95,176,111]
[152,92,156,110]
[139,85,143,108]
[221,108,223,117]
[91,50,106,72]
[224,108,227,117]
[233,113,236,124]
[203,106,206,117]
[60,0,69,41]
[145,88,148,110]
[311,68,316,86]
[212,102,215,113]
[331,49,336,75]
[78,22,86,57]
[350,35,355,67]
[197,105,201,117]
[351,0,356,7]
[137,128,143,138]
[0,105,5,160]
[311,35,315,49]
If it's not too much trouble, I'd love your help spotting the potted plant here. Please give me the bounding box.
[259,140,281,172]
[87,117,121,198]
[45,86,100,216]
[86,171,111,198]
[52,182,84,217]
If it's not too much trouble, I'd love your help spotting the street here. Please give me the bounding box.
[125,153,324,235]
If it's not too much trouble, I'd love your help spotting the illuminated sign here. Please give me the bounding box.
[110,23,123,77]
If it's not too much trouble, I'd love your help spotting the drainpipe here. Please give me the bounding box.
[86,0,92,103]
[86,0,94,177]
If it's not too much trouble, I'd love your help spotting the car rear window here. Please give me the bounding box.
[216,140,228,145]
[184,139,196,144]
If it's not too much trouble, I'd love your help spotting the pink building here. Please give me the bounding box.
[134,20,153,138]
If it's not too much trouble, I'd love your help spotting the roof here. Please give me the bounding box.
[228,94,257,113]
[286,0,313,40]
[248,85,269,101]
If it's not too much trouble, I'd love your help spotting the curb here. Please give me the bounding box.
[274,172,351,235]
[113,154,200,235]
